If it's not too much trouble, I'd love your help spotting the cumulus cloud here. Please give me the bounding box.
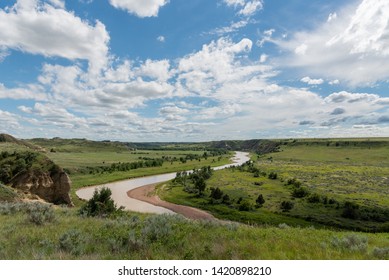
[178,38,255,96]
[331,108,346,115]
[138,59,172,82]
[0,83,47,100]
[108,0,169,17]
[301,76,324,85]
[0,0,109,74]
[277,0,389,86]
[3,29,389,140]
[0,109,20,129]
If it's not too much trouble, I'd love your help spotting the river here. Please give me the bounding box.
[76,151,250,214]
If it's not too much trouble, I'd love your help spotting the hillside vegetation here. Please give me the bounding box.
[2,135,389,259]
[161,138,389,232]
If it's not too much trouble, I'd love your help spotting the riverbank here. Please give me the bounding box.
[76,151,250,214]
[127,183,215,220]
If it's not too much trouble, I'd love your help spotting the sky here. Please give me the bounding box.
[1,0,389,141]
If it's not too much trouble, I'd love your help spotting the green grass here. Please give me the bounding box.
[1,207,389,259]
[0,184,19,202]
[160,141,389,232]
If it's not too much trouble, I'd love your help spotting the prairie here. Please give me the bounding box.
[1,136,389,259]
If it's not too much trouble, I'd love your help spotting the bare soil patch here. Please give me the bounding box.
[127,184,216,220]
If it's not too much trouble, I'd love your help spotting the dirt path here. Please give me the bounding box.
[127,184,216,220]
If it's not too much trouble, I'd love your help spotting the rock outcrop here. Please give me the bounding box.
[11,169,73,206]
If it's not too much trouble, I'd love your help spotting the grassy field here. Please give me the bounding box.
[2,136,389,259]
[1,139,232,205]
[160,139,389,232]
[1,206,389,259]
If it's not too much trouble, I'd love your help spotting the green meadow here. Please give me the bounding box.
[160,139,389,232]
[1,136,389,259]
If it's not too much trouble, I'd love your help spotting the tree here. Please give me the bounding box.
[342,201,360,219]
[280,201,294,212]
[268,172,278,180]
[210,187,223,200]
[222,194,231,205]
[194,177,206,196]
[255,194,265,207]
[79,187,123,217]
[292,186,309,198]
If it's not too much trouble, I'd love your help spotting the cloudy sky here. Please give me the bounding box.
[1,0,389,141]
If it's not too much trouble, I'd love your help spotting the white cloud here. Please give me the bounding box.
[0,1,109,74]
[327,12,337,22]
[0,109,20,129]
[178,38,254,93]
[259,54,268,63]
[223,0,263,17]
[301,76,324,85]
[109,0,169,17]
[0,83,47,100]
[257,29,276,47]
[329,79,340,85]
[278,0,389,86]
[47,0,65,8]
[209,20,249,36]
[157,35,165,42]
[239,0,263,16]
[138,59,172,82]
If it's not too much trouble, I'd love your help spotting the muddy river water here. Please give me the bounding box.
[76,151,250,214]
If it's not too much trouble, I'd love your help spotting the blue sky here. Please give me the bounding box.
[1,0,389,141]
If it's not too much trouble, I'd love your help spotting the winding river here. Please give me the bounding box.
[76,151,250,214]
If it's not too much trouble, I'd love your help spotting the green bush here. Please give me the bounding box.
[342,201,360,220]
[280,201,294,212]
[26,203,55,225]
[79,187,123,217]
[209,187,223,200]
[141,214,182,242]
[255,194,265,207]
[268,172,278,180]
[238,200,253,211]
[307,193,321,203]
[292,187,309,198]
[59,229,86,256]
[331,234,368,252]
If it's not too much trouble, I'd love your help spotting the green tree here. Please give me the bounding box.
[255,194,265,207]
[79,187,123,217]
[280,201,294,212]
[194,177,206,196]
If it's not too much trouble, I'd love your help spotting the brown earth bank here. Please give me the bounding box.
[127,184,215,220]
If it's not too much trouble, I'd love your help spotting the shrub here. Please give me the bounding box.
[26,203,55,225]
[331,234,368,252]
[255,194,265,207]
[268,172,278,180]
[342,201,360,219]
[141,214,180,242]
[79,187,123,218]
[238,200,253,211]
[292,187,309,198]
[209,187,224,200]
[307,193,321,203]
[222,194,231,205]
[59,229,86,256]
[280,201,294,212]
[372,247,389,259]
